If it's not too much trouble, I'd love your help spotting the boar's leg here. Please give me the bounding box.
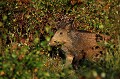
[61,46,74,68]
[72,50,85,70]
[72,54,83,70]
[64,54,74,68]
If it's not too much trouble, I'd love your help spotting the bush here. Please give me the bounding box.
[0,0,119,79]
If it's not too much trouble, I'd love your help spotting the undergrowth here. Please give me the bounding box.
[0,0,119,79]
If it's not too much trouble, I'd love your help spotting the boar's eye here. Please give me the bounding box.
[60,32,63,35]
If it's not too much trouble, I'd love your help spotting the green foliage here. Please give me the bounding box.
[0,0,119,79]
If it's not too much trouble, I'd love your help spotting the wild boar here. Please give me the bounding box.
[49,24,110,69]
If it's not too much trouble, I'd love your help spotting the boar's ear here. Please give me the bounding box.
[56,21,67,29]
[65,23,72,33]
[65,18,75,32]
[65,18,74,32]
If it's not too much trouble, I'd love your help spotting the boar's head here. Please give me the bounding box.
[49,23,73,46]
[49,28,72,46]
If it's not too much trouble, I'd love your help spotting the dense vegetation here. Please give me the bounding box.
[0,0,119,79]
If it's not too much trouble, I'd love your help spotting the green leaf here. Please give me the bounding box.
[2,15,7,21]
[34,37,40,44]
[45,26,51,33]
[0,21,3,27]
[99,24,104,29]
[12,53,17,58]
[45,36,51,42]
[40,41,47,47]
[47,46,52,51]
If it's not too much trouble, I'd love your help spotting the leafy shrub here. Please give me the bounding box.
[0,0,119,79]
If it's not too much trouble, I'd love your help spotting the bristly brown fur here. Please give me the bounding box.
[49,21,111,69]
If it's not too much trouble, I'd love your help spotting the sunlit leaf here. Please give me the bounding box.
[45,36,51,42]
[34,37,40,44]
[2,15,7,21]
[0,22,3,27]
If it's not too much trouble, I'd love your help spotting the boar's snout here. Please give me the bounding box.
[48,39,56,46]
